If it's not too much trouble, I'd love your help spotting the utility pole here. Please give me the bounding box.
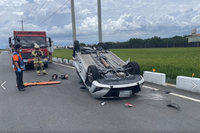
[71,0,77,43]
[21,16,24,31]
[97,0,102,43]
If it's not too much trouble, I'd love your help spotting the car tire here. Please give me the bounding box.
[86,65,100,86]
[73,40,80,57]
[126,61,141,75]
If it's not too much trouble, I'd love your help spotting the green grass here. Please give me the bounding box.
[53,47,200,83]
[53,49,73,59]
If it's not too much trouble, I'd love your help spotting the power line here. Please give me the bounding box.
[38,0,70,25]
[32,0,62,17]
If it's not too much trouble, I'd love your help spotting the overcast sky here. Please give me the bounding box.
[0,0,200,48]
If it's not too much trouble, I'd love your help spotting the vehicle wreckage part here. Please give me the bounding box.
[125,103,135,108]
[100,58,110,68]
[24,81,61,86]
[86,65,100,86]
[166,100,181,111]
[89,80,144,98]
[60,74,69,79]
[126,61,141,75]
[52,74,58,80]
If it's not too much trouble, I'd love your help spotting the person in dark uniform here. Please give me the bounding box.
[12,45,25,91]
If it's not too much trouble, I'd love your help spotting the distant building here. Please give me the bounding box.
[187,34,200,43]
[187,29,200,47]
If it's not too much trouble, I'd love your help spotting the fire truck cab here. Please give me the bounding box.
[9,31,53,68]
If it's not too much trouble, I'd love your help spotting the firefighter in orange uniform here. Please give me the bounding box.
[12,45,25,91]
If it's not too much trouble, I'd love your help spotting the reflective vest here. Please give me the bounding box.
[32,50,44,64]
[12,52,24,71]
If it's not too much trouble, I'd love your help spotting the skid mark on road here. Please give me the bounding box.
[138,92,165,101]
[143,85,200,103]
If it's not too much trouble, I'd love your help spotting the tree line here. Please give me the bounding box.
[88,35,199,49]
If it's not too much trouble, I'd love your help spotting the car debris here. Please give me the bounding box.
[73,41,144,98]
[60,74,69,79]
[80,86,87,89]
[124,103,135,108]
[101,102,106,106]
[52,74,69,80]
[164,90,171,94]
[166,100,181,111]
[52,74,58,80]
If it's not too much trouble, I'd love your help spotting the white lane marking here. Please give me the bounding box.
[143,85,200,103]
[143,85,159,91]
[53,62,75,69]
[1,81,7,90]
[170,93,200,103]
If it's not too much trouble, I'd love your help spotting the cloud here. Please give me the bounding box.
[13,12,24,16]
[78,8,91,16]
[1,0,200,48]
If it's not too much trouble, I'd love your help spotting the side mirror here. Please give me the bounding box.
[49,38,52,47]
[9,37,12,44]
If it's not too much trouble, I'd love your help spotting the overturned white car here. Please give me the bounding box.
[73,41,144,98]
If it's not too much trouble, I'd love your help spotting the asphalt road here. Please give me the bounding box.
[0,51,200,133]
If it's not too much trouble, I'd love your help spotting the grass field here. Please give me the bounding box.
[53,48,200,83]
[53,49,73,59]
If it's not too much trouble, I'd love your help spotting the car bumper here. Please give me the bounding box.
[89,77,144,98]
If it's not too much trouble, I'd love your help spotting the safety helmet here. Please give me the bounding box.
[34,43,40,49]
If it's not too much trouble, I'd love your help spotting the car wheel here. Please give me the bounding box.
[86,65,100,87]
[126,61,141,75]
[73,40,80,57]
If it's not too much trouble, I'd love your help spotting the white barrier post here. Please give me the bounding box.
[53,57,58,62]
[176,76,200,93]
[143,71,166,86]
[69,59,73,65]
[58,58,63,63]
[63,59,69,64]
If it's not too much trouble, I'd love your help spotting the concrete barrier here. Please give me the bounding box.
[63,59,69,64]
[69,59,73,65]
[143,71,166,86]
[58,58,63,63]
[176,76,200,93]
[53,57,58,62]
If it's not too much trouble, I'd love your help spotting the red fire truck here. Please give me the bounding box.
[9,31,53,68]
